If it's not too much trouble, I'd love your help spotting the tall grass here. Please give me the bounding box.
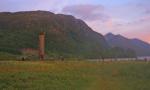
[0,61,150,90]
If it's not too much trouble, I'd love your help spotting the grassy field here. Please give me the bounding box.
[0,60,150,90]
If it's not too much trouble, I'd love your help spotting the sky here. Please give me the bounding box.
[0,0,150,43]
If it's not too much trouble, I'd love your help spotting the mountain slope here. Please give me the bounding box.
[105,33,150,56]
[0,11,109,58]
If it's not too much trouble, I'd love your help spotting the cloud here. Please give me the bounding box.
[62,4,110,22]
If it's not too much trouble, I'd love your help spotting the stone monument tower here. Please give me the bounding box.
[39,32,45,60]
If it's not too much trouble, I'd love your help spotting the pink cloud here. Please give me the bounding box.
[62,4,110,21]
[125,31,150,44]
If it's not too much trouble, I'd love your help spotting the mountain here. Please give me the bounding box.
[0,11,109,59]
[105,33,150,56]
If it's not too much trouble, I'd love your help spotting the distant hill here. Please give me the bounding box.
[0,11,109,59]
[105,33,150,56]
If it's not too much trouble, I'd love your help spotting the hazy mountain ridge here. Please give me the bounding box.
[105,33,150,56]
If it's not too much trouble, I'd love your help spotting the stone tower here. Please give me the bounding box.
[39,32,45,60]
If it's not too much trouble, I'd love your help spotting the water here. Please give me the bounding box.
[137,56,150,60]
[88,56,150,62]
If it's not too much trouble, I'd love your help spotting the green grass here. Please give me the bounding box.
[0,61,150,90]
